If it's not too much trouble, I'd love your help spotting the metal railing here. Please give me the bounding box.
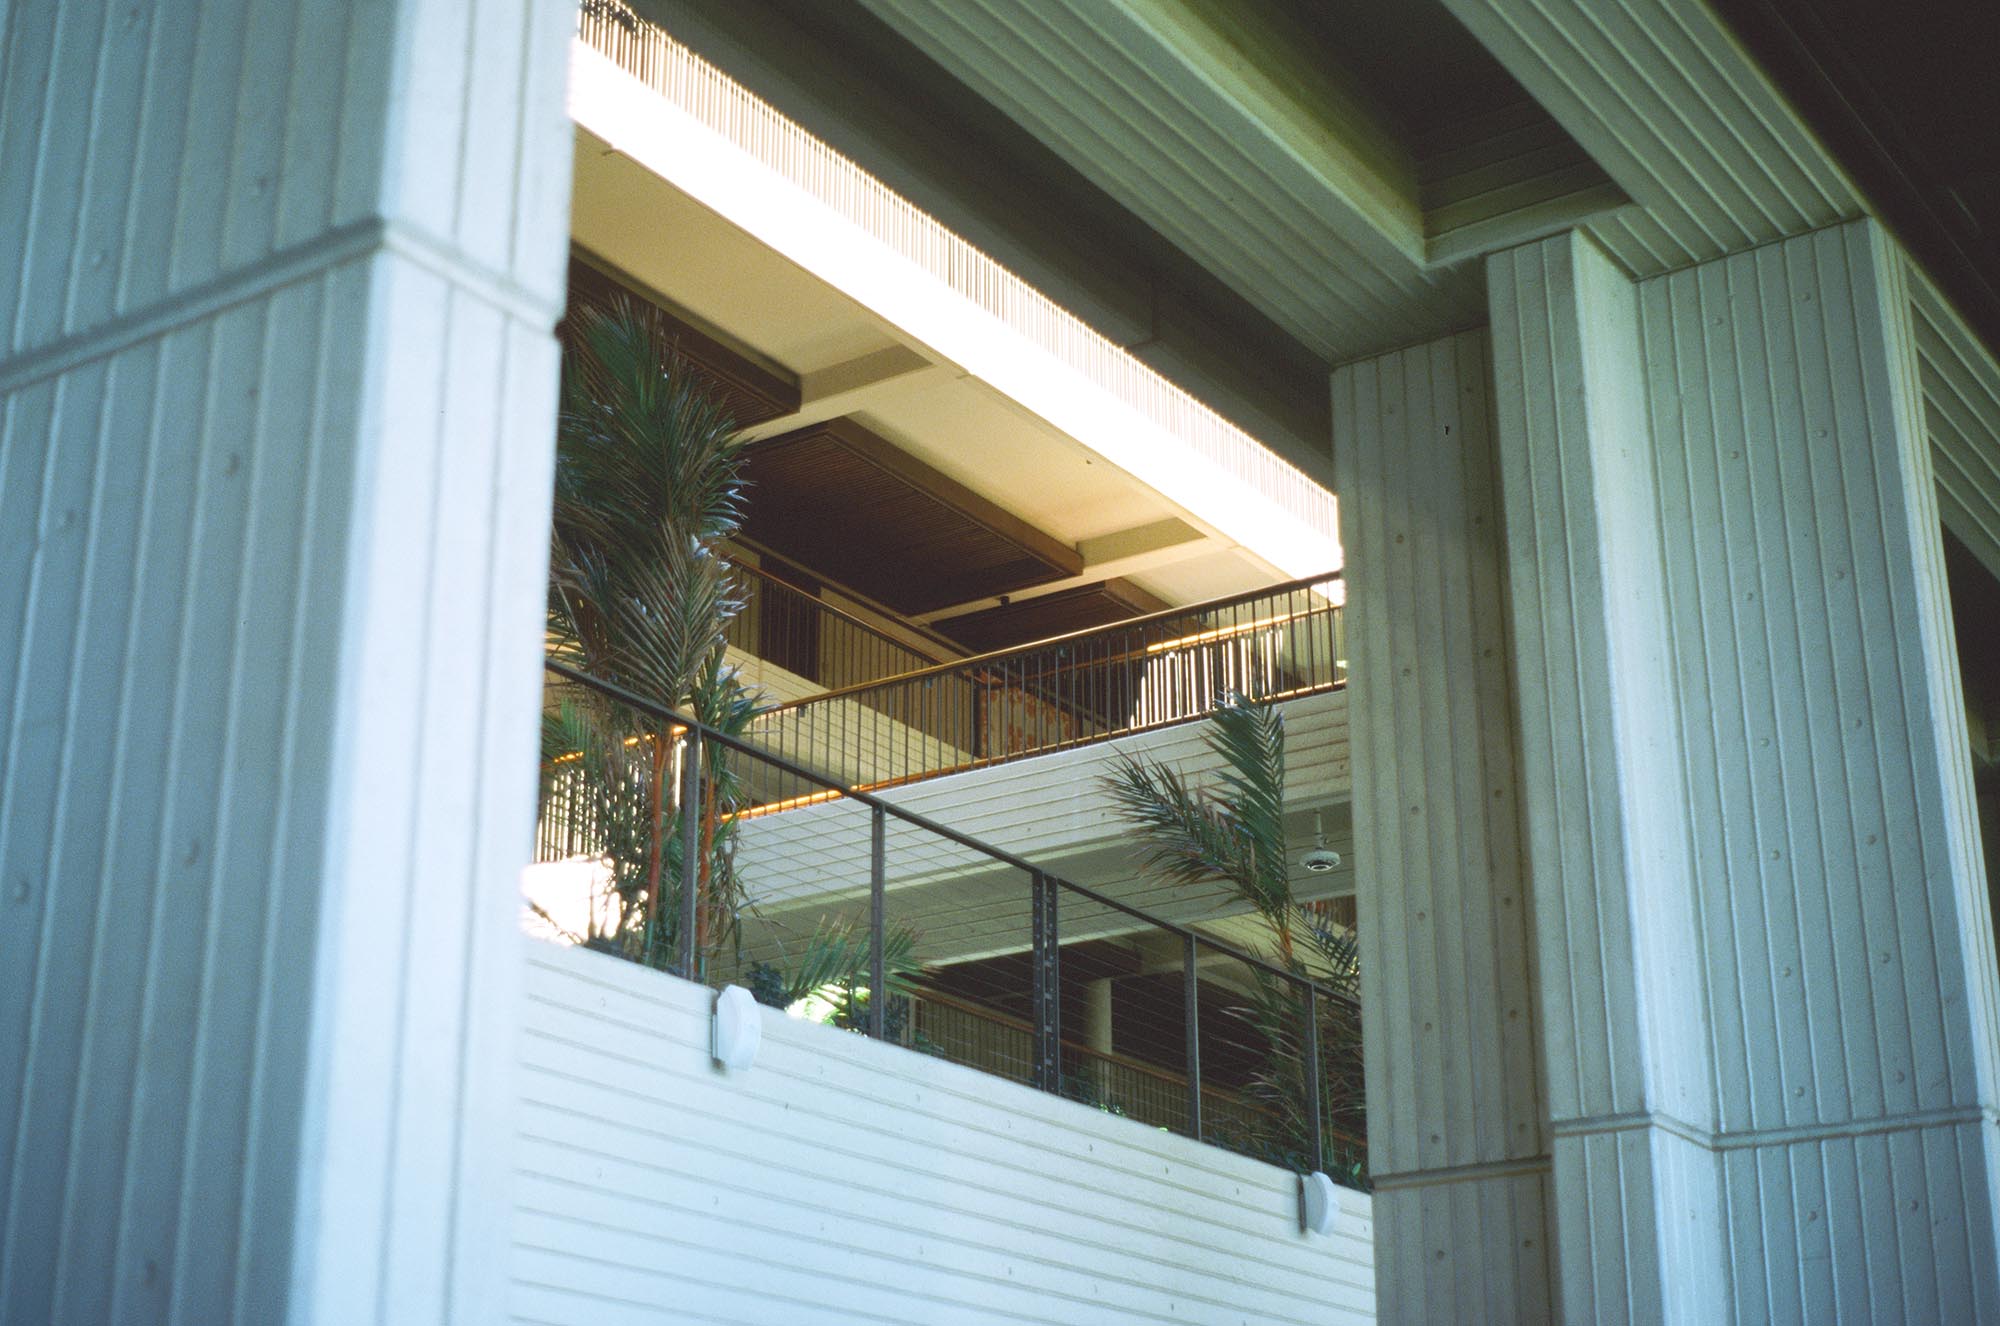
[739,573,1344,796]
[531,658,1366,1183]
[722,557,949,694]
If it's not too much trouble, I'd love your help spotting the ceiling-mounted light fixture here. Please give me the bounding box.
[1300,810,1342,874]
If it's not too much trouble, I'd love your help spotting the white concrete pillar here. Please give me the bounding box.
[0,3,575,1322]
[1086,977,1115,1053]
[1333,330,1554,1324]
[1486,229,1724,1325]
[1487,222,2000,1322]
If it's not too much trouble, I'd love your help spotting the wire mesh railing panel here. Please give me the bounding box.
[881,816,1040,1087]
[1189,944,1312,1172]
[1048,886,1195,1135]
[720,792,876,1021]
[530,658,1366,1184]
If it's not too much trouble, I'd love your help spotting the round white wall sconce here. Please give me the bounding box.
[1299,1171,1343,1236]
[711,984,762,1072]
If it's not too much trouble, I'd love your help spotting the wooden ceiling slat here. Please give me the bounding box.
[931,578,1172,653]
[740,417,1082,616]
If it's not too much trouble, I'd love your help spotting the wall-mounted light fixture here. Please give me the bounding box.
[1300,1171,1343,1237]
[712,985,762,1071]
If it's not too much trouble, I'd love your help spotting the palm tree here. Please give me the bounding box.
[1105,694,1364,1180]
[544,292,755,970]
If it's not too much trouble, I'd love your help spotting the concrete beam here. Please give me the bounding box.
[740,344,950,441]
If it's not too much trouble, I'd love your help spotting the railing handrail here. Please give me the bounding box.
[753,570,1343,716]
[914,987,1368,1150]
[725,554,953,669]
[542,655,1358,1013]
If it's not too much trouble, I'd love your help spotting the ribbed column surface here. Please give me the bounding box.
[1483,220,2000,1323]
[1333,330,1554,1325]
[0,2,574,1322]
[1634,221,2000,1324]
[1487,230,1723,1326]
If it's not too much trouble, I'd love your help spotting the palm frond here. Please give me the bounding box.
[1103,750,1248,893]
[1203,694,1290,918]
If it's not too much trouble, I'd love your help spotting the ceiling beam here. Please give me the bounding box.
[858,0,1448,357]
[909,516,1216,623]
[1435,0,1859,274]
[740,344,950,441]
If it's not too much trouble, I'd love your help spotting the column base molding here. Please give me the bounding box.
[1370,1153,1553,1191]
[1548,1104,1997,1152]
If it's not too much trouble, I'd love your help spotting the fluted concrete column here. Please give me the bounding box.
[1333,330,1554,1324]
[1486,230,1723,1325]
[1488,222,2000,1322]
[0,3,574,1322]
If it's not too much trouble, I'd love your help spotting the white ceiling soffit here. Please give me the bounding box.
[857,0,1486,361]
[1435,0,1862,275]
[566,27,1342,580]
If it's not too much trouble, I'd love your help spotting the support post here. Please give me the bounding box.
[1301,984,1323,1173]
[1031,872,1061,1092]
[1183,935,1202,1140]
[1333,330,1552,1323]
[869,805,887,1039]
[1486,222,2000,1321]
[678,730,702,981]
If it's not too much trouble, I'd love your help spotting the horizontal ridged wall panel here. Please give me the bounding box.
[725,693,1353,967]
[514,943,1376,1324]
[736,691,1349,884]
[1332,330,1552,1324]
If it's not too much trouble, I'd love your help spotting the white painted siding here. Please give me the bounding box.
[1330,330,1552,1325]
[0,1,574,1321]
[513,940,1375,1324]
